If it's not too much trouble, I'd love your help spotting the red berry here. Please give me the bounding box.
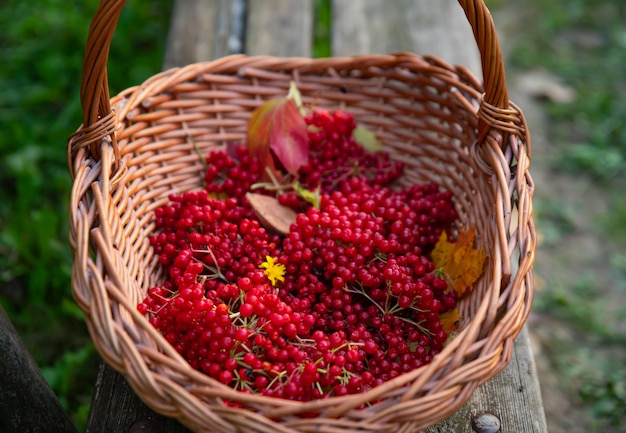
[140,107,464,401]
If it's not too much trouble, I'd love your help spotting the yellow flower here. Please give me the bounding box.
[259,256,286,286]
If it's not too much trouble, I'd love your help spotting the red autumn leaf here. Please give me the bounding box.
[247,97,309,176]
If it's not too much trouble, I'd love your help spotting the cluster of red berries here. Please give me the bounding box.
[138,109,460,402]
[300,110,405,192]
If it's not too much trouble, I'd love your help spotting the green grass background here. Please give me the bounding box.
[1,0,624,430]
[495,0,626,428]
[0,0,173,429]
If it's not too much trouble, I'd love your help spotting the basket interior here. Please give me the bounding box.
[95,57,506,417]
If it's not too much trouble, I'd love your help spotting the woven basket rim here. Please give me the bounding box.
[68,52,536,430]
[67,1,536,431]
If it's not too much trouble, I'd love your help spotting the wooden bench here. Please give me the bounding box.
[0,2,548,433]
[84,1,548,432]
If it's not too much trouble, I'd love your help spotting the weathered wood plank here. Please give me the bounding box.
[246,0,313,57]
[424,327,548,432]
[85,330,546,433]
[0,306,78,433]
[85,362,184,433]
[163,0,242,69]
[332,0,482,77]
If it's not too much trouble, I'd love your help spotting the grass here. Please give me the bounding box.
[504,0,626,186]
[491,0,626,429]
[0,0,173,429]
[533,274,626,428]
[313,0,332,58]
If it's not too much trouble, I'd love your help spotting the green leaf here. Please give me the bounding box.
[287,81,305,115]
[294,182,321,208]
[352,124,383,153]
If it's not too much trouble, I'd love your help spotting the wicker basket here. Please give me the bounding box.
[68,0,536,431]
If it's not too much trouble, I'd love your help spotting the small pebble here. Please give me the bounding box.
[471,412,501,433]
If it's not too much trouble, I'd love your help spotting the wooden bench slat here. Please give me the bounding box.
[85,1,548,431]
[163,0,240,69]
[0,306,78,433]
[424,327,548,432]
[85,361,185,433]
[246,0,313,57]
[332,0,482,76]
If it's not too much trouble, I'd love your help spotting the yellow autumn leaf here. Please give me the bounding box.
[432,228,486,296]
[440,309,462,334]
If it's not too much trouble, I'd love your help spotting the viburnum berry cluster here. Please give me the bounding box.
[138,107,465,402]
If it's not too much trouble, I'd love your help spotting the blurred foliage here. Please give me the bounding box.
[533,274,626,345]
[532,197,577,247]
[497,0,626,429]
[0,0,173,428]
[534,275,626,430]
[313,0,332,58]
[506,0,626,184]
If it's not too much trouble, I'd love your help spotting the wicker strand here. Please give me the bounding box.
[67,0,536,431]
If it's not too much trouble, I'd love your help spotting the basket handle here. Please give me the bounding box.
[72,0,509,162]
[457,0,508,106]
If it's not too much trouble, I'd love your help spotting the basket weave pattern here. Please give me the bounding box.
[68,1,536,431]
